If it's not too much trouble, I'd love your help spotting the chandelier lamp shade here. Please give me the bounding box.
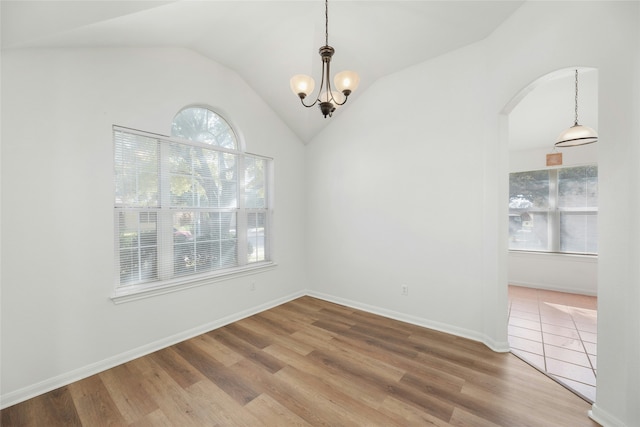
[555,69,598,147]
[290,0,359,118]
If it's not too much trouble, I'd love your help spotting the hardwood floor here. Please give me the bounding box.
[2,296,599,426]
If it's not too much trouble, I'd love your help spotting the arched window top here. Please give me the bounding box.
[171,107,238,150]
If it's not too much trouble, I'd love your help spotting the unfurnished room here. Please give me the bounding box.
[1,1,639,426]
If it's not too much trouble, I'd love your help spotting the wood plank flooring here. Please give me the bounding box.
[1,296,599,426]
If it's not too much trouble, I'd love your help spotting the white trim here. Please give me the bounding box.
[509,250,598,262]
[306,290,511,353]
[114,125,241,157]
[111,262,277,304]
[508,280,598,297]
[589,404,627,427]
[0,289,305,410]
[1,289,520,410]
[113,124,273,296]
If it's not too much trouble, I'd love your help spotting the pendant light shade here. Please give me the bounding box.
[555,124,598,147]
[555,69,597,147]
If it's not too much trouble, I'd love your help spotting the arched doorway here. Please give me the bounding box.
[502,68,599,403]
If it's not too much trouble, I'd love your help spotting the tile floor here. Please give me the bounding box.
[508,285,597,403]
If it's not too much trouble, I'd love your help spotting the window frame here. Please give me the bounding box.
[112,125,275,304]
[509,165,598,256]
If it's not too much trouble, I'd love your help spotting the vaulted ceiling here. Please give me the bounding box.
[5,0,598,152]
[2,1,534,143]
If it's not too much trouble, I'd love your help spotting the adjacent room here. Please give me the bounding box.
[506,68,599,402]
[1,1,639,426]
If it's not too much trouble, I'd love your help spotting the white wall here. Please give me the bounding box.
[308,1,639,426]
[306,41,508,349]
[0,48,307,406]
[510,144,598,174]
[508,251,597,295]
[508,144,598,295]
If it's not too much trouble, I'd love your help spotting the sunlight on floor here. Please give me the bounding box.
[508,285,597,402]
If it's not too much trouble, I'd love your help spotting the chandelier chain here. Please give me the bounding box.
[325,0,329,46]
[574,69,579,125]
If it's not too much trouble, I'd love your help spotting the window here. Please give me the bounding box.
[509,165,597,254]
[114,107,272,299]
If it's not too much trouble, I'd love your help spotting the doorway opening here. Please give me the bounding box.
[504,67,599,403]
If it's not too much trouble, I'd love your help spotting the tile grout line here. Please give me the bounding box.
[536,289,548,372]
[508,286,596,403]
[568,304,598,380]
[544,293,597,391]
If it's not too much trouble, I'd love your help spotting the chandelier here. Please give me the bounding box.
[555,69,598,147]
[290,0,359,118]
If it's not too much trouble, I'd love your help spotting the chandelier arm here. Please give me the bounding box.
[323,59,347,106]
[298,96,319,108]
[298,55,330,108]
[332,96,349,106]
[317,58,329,102]
[329,68,349,105]
[325,59,333,103]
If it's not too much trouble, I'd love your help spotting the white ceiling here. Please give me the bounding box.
[1,1,595,147]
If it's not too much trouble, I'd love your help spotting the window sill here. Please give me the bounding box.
[111,262,277,304]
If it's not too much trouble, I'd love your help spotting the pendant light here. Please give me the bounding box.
[290,0,359,118]
[555,69,598,147]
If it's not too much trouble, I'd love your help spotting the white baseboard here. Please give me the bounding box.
[589,404,627,427]
[0,289,521,409]
[306,290,511,353]
[0,290,306,410]
[509,280,597,297]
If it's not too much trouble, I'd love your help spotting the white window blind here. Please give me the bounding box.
[114,125,271,295]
